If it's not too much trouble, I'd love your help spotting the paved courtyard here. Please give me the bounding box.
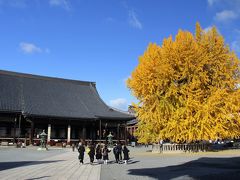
[0,147,100,180]
[0,146,240,180]
[101,147,240,180]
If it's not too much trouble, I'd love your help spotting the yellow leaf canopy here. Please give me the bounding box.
[127,23,240,143]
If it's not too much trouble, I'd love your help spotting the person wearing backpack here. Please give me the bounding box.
[78,142,85,164]
[102,145,111,164]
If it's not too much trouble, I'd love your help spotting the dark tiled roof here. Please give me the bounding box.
[0,70,134,120]
[127,119,138,125]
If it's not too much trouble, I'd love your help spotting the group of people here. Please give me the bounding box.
[76,142,130,165]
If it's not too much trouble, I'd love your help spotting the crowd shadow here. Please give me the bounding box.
[99,159,140,165]
[128,157,240,180]
[0,160,64,171]
[25,176,50,180]
[127,160,140,164]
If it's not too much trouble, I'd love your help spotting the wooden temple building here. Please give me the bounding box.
[0,70,134,145]
[126,105,138,142]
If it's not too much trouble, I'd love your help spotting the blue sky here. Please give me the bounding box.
[0,0,240,110]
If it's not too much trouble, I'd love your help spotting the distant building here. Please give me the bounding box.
[0,70,134,145]
[126,105,138,142]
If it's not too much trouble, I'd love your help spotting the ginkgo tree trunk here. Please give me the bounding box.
[127,23,240,143]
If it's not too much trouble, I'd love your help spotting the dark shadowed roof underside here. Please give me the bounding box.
[0,70,134,121]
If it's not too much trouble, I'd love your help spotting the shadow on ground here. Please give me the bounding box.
[0,160,64,171]
[25,176,50,180]
[128,157,240,180]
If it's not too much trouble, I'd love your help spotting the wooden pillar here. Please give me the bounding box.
[47,124,51,143]
[99,119,102,140]
[18,115,21,138]
[6,123,11,137]
[67,124,71,144]
[82,125,86,140]
[117,123,120,140]
[91,122,95,141]
[13,117,17,143]
[124,122,127,144]
[29,120,34,145]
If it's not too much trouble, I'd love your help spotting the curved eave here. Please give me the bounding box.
[127,118,138,125]
[23,113,97,121]
[96,115,135,121]
[0,110,22,114]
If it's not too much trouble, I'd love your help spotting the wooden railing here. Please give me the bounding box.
[152,143,210,153]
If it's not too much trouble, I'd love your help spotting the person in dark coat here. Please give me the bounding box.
[113,144,119,163]
[117,142,123,162]
[95,144,102,164]
[78,142,85,164]
[102,145,111,164]
[123,145,129,164]
[88,144,95,164]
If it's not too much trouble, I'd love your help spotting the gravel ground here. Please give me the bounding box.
[100,146,240,180]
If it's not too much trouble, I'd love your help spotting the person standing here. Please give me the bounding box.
[88,144,95,165]
[78,142,85,164]
[95,144,102,164]
[102,145,111,164]
[117,142,123,162]
[123,145,130,164]
[72,143,75,152]
[113,144,119,163]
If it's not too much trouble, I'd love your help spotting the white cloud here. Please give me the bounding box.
[231,29,240,53]
[109,98,128,110]
[19,42,43,54]
[204,26,213,32]
[231,40,240,53]
[49,0,71,10]
[234,29,240,34]
[203,26,221,35]
[208,0,240,7]
[214,10,238,22]
[208,0,220,6]
[128,10,142,29]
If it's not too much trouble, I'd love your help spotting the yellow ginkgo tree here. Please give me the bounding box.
[127,23,240,143]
